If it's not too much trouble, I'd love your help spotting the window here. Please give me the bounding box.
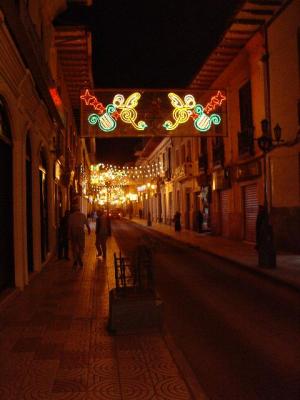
[239,81,253,132]
[176,149,180,167]
[238,80,254,156]
[181,144,186,164]
[187,140,191,161]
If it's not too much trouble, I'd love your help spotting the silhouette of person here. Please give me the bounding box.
[95,209,109,259]
[68,207,91,270]
[197,210,204,233]
[58,210,70,259]
[173,211,181,232]
[256,205,268,250]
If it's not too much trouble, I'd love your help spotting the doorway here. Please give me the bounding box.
[0,97,15,291]
[26,136,34,273]
[39,150,49,262]
[185,191,191,229]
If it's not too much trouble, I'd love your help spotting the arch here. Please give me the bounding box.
[0,96,15,291]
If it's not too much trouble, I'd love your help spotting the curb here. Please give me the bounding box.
[163,331,210,400]
[125,218,300,293]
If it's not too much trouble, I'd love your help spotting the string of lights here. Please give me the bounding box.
[90,161,164,180]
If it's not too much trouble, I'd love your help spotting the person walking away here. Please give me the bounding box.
[68,207,91,270]
[95,209,109,259]
[197,209,204,233]
[255,205,268,250]
[58,210,70,259]
[173,211,181,232]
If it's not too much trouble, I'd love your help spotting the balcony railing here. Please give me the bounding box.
[173,162,193,181]
[238,128,254,157]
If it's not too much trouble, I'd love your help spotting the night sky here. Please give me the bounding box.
[90,0,242,164]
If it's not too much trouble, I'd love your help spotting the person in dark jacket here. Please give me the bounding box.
[58,210,70,260]
[173,211,181,232]
[197,209,204,233]
[95,209,109,259]
[255,205,268,250]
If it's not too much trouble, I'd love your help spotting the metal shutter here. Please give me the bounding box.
[221,190,230,238]
[243,184,258,242]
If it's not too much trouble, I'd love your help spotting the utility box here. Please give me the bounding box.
[108,288,163,335]
[108,247,163,335]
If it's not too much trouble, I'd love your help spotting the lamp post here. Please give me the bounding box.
[147,183,152,226]
[256,119,282,268]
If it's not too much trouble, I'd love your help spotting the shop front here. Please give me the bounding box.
[234,159,261,242]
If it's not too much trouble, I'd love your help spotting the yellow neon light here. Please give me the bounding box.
[113,93,147,130]
[163,93,196,130]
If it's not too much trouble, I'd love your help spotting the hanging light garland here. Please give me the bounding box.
[79,162,164,205]
[90,161,164,181]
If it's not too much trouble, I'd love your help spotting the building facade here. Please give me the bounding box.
[0,0,94,294]
[137,0,300,252]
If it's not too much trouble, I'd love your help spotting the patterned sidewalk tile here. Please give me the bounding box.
[52,367,89,393]
[0,233,197,400]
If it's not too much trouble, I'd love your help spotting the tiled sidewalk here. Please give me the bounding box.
[126,217,300,291]
[0,232,206,400]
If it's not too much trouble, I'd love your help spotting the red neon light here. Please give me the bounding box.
[80,89,105,113]
[49,87,62,107]
[204,91,226,114]
[112,111,120,120]
[80,89,96,105]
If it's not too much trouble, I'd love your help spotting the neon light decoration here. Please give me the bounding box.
[163,91,226,132]
[49,87,62,107]
[88,104,117,132]
[204,90,226,114]
[80,89,147,132]
[113,93,147,130]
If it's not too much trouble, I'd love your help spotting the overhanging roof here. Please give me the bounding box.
[190,0,289,89]
[55,25,93,126]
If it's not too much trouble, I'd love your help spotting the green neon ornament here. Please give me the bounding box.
[193,104,221,132]
[88,104,117,132]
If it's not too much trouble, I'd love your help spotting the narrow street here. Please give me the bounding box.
[113,219,300,400]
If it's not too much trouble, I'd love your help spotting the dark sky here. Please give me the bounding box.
[90,0,242,165]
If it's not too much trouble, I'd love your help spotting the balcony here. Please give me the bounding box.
[238,128,254,157]
[173,162,193,181]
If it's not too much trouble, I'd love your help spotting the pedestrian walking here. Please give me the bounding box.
[138,208,143,219]
[95,209,109,260]
[68,207,91,270]
[255,204,268,250]
[173,211,181,232]
[58,210,70,260]
[197,209,204,233]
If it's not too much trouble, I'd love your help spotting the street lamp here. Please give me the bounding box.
[256,119,283,268]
